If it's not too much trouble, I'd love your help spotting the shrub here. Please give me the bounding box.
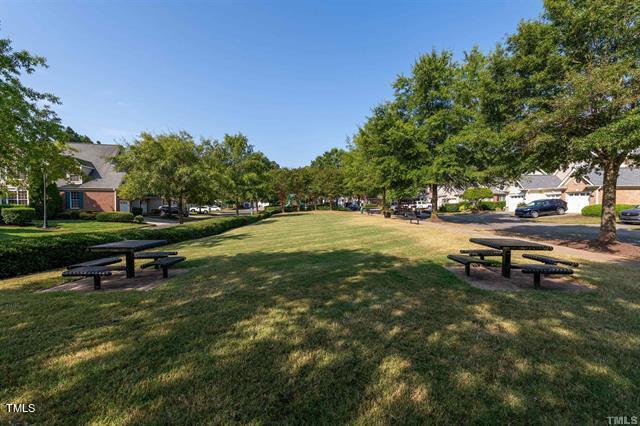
[581,204,635,217]
[439,203,461,212]
[57,211,80,220]
[96,212,135,222]
[461,187,494,209]
[0,204,12,223]
[131,207,143,216]
[0,210,276,278]
[79,212,97,220]
[148,208,161,216]
[1,207,36,225]
[134,215,144,223]
[478,201,506,211]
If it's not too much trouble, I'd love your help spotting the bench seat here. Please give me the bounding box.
[520,264,574,289]
[68,257,122,270]
[459,249,503,260]
[140,256,186,278]
[447,254,491,276]
[134,251,178,260]
[62,267,112,290]
[522,253,579,267]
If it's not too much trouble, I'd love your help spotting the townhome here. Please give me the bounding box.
[57,143,163,213]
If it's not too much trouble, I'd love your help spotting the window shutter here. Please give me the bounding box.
[78,192,84,209]
[65,192,71,209]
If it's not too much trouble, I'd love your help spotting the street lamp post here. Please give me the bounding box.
[42,164,48,229]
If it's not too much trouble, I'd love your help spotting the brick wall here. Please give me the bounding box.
[61,190,117,212]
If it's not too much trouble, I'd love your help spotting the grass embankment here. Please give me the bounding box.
[1,212,638,424]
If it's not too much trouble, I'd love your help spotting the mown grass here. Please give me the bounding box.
[0,220,147,241]
[1,212,639,424]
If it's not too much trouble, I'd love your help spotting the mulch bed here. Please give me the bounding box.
[40,268,189,293]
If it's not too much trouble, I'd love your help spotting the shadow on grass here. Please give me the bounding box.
[1,249,639,424]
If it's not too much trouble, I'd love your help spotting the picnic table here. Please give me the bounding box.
[89,240,167,278]
[469,238,552,278]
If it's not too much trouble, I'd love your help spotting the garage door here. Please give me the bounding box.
[566,192,591,213]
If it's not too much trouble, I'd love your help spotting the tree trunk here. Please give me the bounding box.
[382,187,387,217]
[329,198,333,211]
[42,170,48,229]
[250,199,255,215]
[177,196,184,224]
[430,184,439,219]
[297,198,301,212]
[280,196,286,213]
[598,161,621,244]
[315,198,318,210]
[235,195,240,216]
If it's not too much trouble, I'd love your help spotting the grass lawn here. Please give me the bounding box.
[1,212,639,424]
[525,214,602,225]
[0,220,148,241]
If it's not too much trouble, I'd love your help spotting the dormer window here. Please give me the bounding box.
[67,173,82,184]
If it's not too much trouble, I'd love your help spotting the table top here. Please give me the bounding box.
[469,238,553,251]
[89,240,167,252]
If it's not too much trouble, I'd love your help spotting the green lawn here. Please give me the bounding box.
[1,212,639,424]
[0,220,148,241]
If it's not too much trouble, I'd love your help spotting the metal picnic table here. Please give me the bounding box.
[469,238,553,278]
[88,240,167,278]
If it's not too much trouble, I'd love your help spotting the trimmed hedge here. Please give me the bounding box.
[96,211,135,222]
[79,212,97,220]
[581,204,635,217]
[134,215,144,223]
[440,203,461,212]
[1,207,36,225]
[0,210,275,279]
[478,201,506,211]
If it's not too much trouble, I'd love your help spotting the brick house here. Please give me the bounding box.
[57,143,162,213]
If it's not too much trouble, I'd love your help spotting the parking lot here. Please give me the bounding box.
[439,212,640,246]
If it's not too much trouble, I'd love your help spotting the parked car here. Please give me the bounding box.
[620,205,640,224]
[189,205,221,214]
[515,199,567,218]
[160,205,189,217]
[344,202,360,211]
[415,201,432,211]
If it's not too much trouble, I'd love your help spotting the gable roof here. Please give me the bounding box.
[518,174,562,190]
[57,143,125,191]
[585,168,640,187]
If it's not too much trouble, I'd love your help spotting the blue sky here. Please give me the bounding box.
[3,0,542,167]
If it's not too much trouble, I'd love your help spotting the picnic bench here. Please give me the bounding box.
[522,253,579,267]
[402,211,420,224]
[447,255,491,276]
[68,257,122,270]
[134,251,178,260]
[62,267,112,290]
[459,249,502,260]
[140,256,186,278]
[520,264,574,289]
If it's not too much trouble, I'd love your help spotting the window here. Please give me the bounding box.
[7,190,28,205]
[67,173,82,184]
[70,192,80,209]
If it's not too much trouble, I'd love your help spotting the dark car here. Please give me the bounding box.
[620,205,640,224]
[159,205,189,217]
[515,199,567,218]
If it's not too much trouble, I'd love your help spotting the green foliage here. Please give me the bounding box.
[78,212,97,220]
[0,33,64,177]
[29,181,64,219]
[0,210,275,278]
[115,132,207,223]
[478,201,506,211]
[581,204,635,217]
[56,211,80,220]
[461,187,495,210]
[96,212,135,222]
[131,207,143,216]
[134,215,144,223]
[1,207,36,225]
[439,203,461,213]
[59,126,95,144]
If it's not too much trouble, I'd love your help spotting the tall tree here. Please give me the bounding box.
[0,34,64,189]
[310,149,347,210]
[115,132,205,224]
[503,0,640,243]
[268,167,294,213]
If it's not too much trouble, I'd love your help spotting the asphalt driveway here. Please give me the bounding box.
[439,212,640,246]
